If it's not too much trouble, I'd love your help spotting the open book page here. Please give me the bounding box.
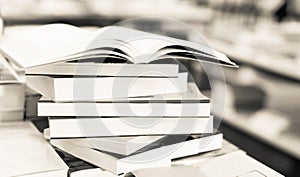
[97,26,236,66]
[0,24,131,68]
[0,24,90,68]
[0,24,237,69]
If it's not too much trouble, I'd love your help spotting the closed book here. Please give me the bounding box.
[38,82,210,117]
[50,135,164,156]
[27,72,187,102]
[25,62,179,77]
[51,133,223,175]
[49,116,213,138]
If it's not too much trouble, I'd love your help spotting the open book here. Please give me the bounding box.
[0,24,237,69]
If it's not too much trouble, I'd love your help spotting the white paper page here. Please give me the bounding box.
[1,24,126,68]
[0,121,39,138]
[132,165,206,177]
[0,121,68,177]
[0,24,93,68]
[95,26,236,66]
[193,151,283,177]
[71,168,117,177]
[1,24,237,68]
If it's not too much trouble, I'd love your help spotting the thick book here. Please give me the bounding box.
[0,24,237,69]
[25,62,179,77]
[50,135,164,156]
[51,133,223,175]
[48,116,213,138]
[27,72,188,102]
[38,83,210,117]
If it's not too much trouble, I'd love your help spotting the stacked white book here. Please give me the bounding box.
[0,24,237,175]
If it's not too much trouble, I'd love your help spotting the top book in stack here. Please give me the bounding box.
[0,24,237,69]
[0,24,237,101]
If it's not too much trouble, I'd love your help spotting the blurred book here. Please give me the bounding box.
[25,87,42,119]
[0,62,25,122]
[0,121,68,177]
[193,150,283,177]
[131,151,283,177]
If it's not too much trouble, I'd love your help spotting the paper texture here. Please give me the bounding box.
[0,24,237,68]
[132,165,205,177]
[193,151,284,177]
[0,121,68,177]
[71,168,117,177]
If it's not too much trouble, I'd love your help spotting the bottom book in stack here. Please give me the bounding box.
[50,133,222,175]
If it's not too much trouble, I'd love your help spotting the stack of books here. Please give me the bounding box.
[0,24,237,175]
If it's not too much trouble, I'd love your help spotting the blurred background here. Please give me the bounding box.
[0,0,299,176]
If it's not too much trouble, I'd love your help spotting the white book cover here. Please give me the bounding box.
[0,24,237,69]
[50,135,164,156]
[48,116,213,138]
[27,72,188,102]
[51,133,223,175]
[25,62,179,77]
[37,82,210,117]
[25,59,181,77]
